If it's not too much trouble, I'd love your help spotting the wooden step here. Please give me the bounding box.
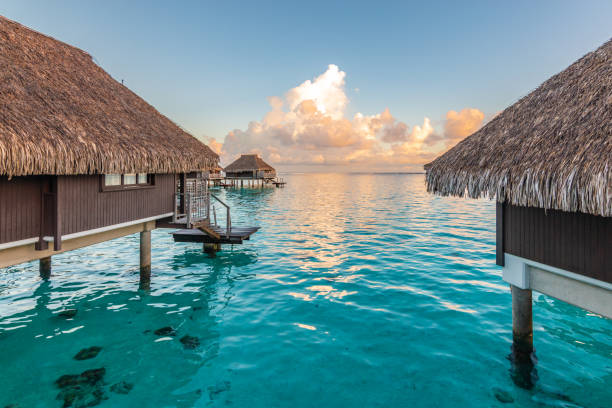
[193,221,221,240]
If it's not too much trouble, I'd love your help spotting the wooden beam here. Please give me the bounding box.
[0,220,156,269]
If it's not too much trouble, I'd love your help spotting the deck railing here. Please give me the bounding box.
[172,192,231,238]
[210,193,231,238]
[173,193,210,227]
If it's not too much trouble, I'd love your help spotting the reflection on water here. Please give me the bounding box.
[0,174,611,408]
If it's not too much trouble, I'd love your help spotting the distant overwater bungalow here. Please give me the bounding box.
[0,16,256,283]
[224,154,285,187]
[206,166,225,186]
[426,38,611,386]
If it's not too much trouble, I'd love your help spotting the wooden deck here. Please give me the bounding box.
[172,226,260,244]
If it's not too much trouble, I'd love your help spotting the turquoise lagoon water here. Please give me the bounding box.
[0,174,610,407]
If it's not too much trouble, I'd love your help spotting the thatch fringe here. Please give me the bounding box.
[0,16,218,177]
[425,38,611,217]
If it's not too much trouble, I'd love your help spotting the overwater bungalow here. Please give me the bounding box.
[207,166,225,186]
[224,154,282,186]
[0,16,257,282]
[425,39,610,369]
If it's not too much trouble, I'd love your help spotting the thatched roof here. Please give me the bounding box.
[0,16,218,177]
[224,154,275,172]
[425,38,611,217]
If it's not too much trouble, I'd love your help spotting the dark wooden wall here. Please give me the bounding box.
[0,176,42,244]
[1,174,175,244]
[498,204,611,284]
[59,175,175,235]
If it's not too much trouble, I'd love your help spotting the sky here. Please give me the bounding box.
[2,1,611,172]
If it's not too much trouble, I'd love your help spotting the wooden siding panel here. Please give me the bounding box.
[503,205,611,284]
[0,176,42,244]
[59,174,174,235]
[0,174,175,245]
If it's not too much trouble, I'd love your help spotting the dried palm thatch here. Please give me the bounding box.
[0,16,218,177]
[425,38,611,217]
[224,154,275,173]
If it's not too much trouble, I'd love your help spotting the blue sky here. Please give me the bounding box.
[2,1,611,170]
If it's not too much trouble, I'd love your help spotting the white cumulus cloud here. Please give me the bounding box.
[215,65,483,171]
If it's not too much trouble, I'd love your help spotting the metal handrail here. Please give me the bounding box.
[210,193,231,238]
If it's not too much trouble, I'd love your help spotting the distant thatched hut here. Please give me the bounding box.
[208,166,224,180]
[0,16,219,278]
[425,38,611,362]
[224,154,276,180]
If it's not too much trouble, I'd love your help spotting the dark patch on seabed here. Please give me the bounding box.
[492,387,514,403]
[55,368,107,407]
[180,335,200,349]
[110,381,134,395]
[57,309,78,319]
[208,380,231,400]
[153,326,177,336]
[74,346,102,361]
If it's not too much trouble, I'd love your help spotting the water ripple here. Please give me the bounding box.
[0,174,610,408]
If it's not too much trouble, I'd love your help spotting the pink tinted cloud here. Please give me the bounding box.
[216,65,484,170]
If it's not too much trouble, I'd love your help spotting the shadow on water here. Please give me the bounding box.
[33,279,55,320]
[170,245,258,271]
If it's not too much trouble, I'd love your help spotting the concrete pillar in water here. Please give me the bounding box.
[204,243,221,257]
[139,230,151,290]
[510,284,536,389]
[39,256,51,280]
[512,285,533,353]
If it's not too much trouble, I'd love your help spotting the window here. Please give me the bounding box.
[104,174,121,186]
[124,174,137,185]
[102,174,154,191]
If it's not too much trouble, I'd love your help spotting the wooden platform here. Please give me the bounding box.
[172,226,260,244]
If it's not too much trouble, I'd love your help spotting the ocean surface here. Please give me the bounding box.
[0,173,610,407]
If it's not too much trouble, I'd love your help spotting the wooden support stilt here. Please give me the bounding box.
[39,256,51,280]
[139,230,151,290]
